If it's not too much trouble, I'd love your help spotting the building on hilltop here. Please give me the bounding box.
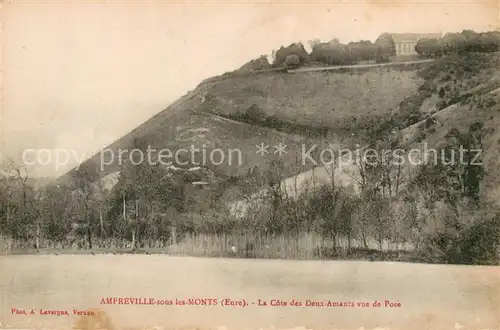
[389,33,442,56]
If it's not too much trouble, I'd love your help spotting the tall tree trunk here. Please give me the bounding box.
[99,205,104,239]
[133,199,139,249]
[395,164,402,196]
[123,193,126,219]
[171,226,177,245]
[35,222,40,250]
[361,230,368,249]
[332,231,337,250]
[131,229,136,250]
[87,225,92,249]
[85,198,92,249]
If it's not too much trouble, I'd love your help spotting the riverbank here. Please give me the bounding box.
[0,246,432,265]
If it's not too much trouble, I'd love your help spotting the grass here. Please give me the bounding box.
[1,233,417,263]
[166,232,416,261]
[201,68,422,132]
[60,61,434,200]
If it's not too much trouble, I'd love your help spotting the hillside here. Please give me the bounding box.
[62,62,426,188]
[4,48,498,264]
[221,52,500,265]
[197,66,421,133]
[66,53,500,197]
[62,52,500,214]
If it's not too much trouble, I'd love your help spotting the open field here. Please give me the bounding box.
[1,255,499,330]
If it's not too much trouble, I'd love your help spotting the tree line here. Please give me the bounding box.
[271,33,396,68]
[415,30,500,57]
[1,122,498,264]
[240,30,500,72]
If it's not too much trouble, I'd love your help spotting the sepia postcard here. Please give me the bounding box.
[1,1,499,330]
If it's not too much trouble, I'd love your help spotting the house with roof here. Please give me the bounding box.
[389,33,442,56]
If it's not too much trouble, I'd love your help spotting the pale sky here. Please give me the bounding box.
[2,0,498,177]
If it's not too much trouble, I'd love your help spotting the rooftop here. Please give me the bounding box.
[389,33,442,42]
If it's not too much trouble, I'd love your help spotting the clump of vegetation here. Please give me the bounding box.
[308,34,395,66]
[268,33,396,70]
[386,51,499,132]
[416,30,500,58]
[419,52,500,81]
[310,40,354,65]
[2,30,500,266]
[273,43,310,67]
[226,104,329,138]
[238,55,271,72]
[284,54,301,68]
[1,121,498,265]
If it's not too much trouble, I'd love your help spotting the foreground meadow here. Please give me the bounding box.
[0,255,498,330]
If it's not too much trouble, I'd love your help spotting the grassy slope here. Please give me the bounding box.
[398,53,500,206]
[198,67,421,138]
[403,89,500,206]
[73,109,319,180]
[60,53,500,213]
[237,53,500,205]
[63,65,423,186]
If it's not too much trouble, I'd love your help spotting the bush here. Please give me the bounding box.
[415,128,427,142]
[415,38,443,57]
[239,55,271,72]
[374,33,396,59]
[453,217,500,265]
[346,40,377,62]
[421,216,500,265]
[416,30,500,58]
[310,41,353,65]
[274,43,309,66]
[438,87,446,98]
[244,104,265,124]
[284,54,300,68]
[436,100,447,110]
[425,117,436,128]
[441,74,452,82]
[309,34,395,66]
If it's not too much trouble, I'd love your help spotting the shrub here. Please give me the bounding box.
[453,217,500,265]
[436,100,448,109]
[310,41,353,65]
[415,128,427,142]
[239,55,271,72]
[438,87,446,98]
[417,30,500,58]
[274,43,309,66]
[284,54,300,68]
[441,73,452,82]
[425,117,436,128]
[374,33,396,59]
[244,104,265,124]
[346,40,377,62]
[415,38,443,57]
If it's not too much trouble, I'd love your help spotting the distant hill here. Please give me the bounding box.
[7,37,500,264]
[59,62,425,189]
[53,50,500,224]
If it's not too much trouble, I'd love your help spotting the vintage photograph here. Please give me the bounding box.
[1,1,499,330]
